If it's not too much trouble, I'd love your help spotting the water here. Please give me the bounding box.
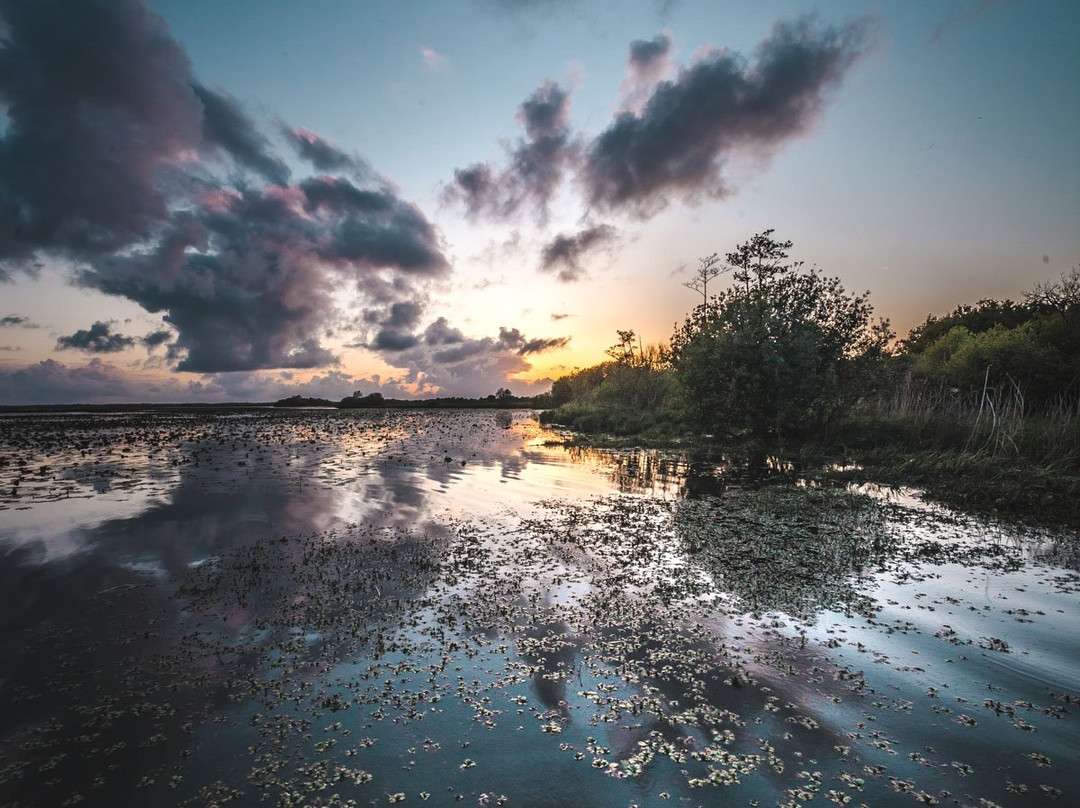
[0,408,1076,807]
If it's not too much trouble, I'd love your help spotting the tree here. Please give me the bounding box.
[670,230,891,441]
[682,253,724,307]
[899,268,1080,409]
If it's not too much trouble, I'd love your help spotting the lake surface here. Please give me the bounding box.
[0,408,1076,808]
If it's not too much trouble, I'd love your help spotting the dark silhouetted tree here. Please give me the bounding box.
[670,230,891,442]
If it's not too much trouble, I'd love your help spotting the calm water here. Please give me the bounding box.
[0,409,1076,808]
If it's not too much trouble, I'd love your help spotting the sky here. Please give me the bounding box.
[0,0,1077,404]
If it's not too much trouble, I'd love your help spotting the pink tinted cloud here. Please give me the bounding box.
[421,46,449,72]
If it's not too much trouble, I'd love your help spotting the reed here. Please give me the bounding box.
[855,373,1080,471]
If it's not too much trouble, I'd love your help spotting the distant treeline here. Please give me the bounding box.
[0,403,262,414]
[273,389,552,410]
[0,392,552,414]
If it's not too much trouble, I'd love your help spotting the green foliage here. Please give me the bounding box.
[669,230,891,440]
[542,330,680,434]
[912,323,1060,399]
[902,298,1034,353]
[902,268,1080,409]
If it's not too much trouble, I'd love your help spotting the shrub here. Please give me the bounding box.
[669,230,891,441]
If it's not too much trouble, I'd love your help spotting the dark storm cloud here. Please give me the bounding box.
[283,126,370,176]
[55,321,136,353]
[539,223,618,282]
[423,317,465,346]
[385,301,424,330]
[372,329,421,352]
[368,317,570,397]
[628,32,673,76]
[301,177,448,273]
[142,329,172,348]
[193,84,291,184]
[0,1,450,376]
[84,178,448,372]
[443,80,577,223]
[0,0,203,266]
[583,17,868,216]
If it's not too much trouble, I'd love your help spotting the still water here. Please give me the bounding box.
[0,409,1076,807]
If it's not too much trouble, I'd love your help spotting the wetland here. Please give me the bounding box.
[0,408,1076,808]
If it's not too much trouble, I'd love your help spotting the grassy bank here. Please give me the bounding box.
[540,400,1080,526]
[814,400,1080,523]
[538,401,682,438]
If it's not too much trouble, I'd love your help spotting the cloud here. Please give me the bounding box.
[582,17,869,216]
[300,177,448,272]
[421,46,449,72]
[193,83,291,184]
[202,368,419,402]
[371,330,421,352]
[0,358,179,404]
[367,317,569,397]
[444,16,866,232]
[282,127,371,177]
[539,223,619,281]
[142,329,173,348]
[55,321,136,353]
[443,80,578,223]
[82,177,447,372]
[930,0,1003,43]
[0,0,451,378]
[620,32,674,113]
[423,317,465,346]
[0,358,425,404]
[1,315,38,328]
[0,0,203,270]
[518,335,571,354]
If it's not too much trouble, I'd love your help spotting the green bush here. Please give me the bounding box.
[669,230,891,441]
[902,268,1080,410]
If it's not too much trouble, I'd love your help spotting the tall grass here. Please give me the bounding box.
[854,373,1080,472]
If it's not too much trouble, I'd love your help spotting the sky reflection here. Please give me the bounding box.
[0,409,1077,808]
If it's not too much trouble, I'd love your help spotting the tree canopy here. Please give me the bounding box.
[669,230,891,440]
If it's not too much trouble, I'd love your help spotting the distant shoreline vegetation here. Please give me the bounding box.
[0,389,552,414]
[276,388,552,410]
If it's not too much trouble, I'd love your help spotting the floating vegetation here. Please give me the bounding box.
[675,487,892,619]
[0,409,1076,807]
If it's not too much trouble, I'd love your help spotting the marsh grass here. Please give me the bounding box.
[855,375,1080,467]
[539,401,682,437]
[811,380,1080,521]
